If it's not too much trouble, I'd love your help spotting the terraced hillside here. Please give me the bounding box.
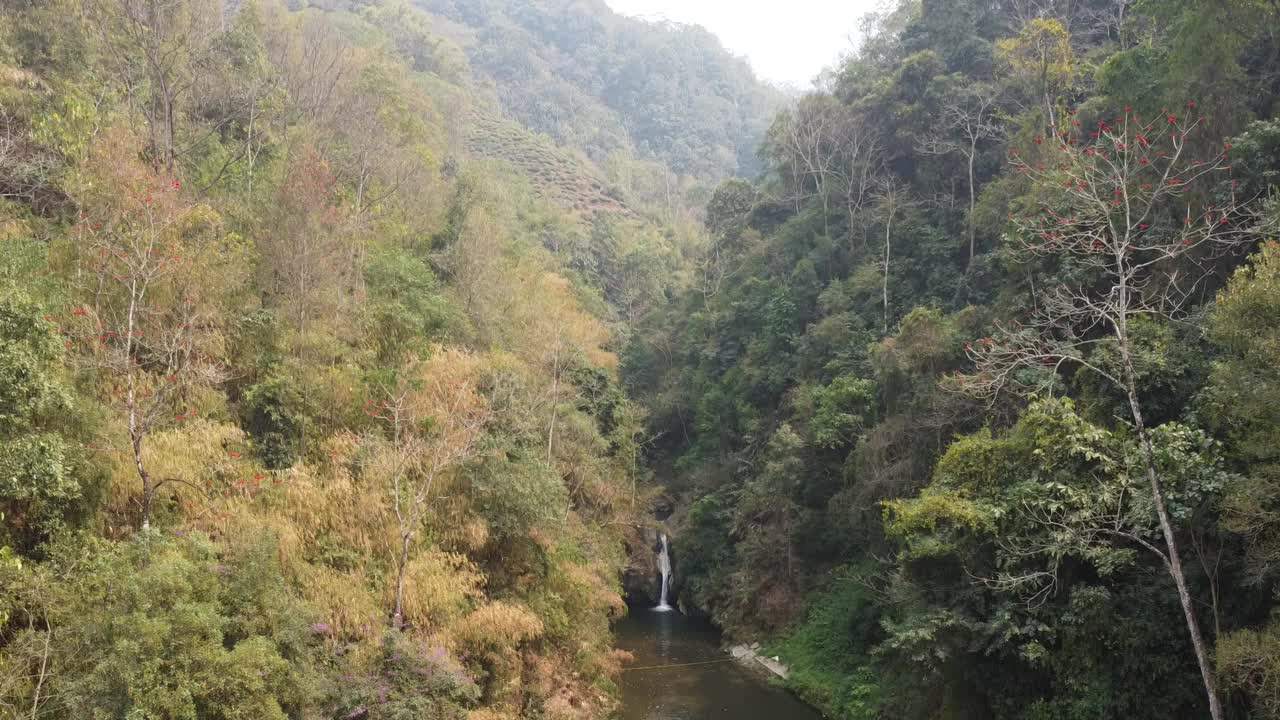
[466,110,636,220]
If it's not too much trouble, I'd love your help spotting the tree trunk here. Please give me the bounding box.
[882,194,894,334]
[966,144,977,267]
[136,436,154,531]
[1120,344,1223,720]
[393,532,411,629]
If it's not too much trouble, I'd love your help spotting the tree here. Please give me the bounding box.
[917,81,1002,266]
[0,292,82,552]
[700,179,757,299]
[88,0,221,171]
[833,112,884,250]
[68,135,245,530]
[768,94,842,234]
[884,397,1230,717]
[996,18,1077,133]
[261,145,353,343]
[366,349,490,630]
[873,179,909,334]
[961,106,1253,720]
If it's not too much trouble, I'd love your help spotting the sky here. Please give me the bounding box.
[604,0,881,89]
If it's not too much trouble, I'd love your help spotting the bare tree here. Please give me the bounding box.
[90,0,221,171]
[833,111,885,251]
[366,351,490,630]
[917,83,1003,267]
[769,94,842,236]
[873,179,910,334]
[961,108,1253,720]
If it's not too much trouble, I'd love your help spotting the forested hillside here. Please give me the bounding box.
[412,0,783,180]
[6,0,1280,719]
[623,1,1280,718]
[0,1,689,718]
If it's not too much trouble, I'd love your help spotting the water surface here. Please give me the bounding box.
[616,608,824,720]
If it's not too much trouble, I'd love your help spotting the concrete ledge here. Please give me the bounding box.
[728,643,790,680]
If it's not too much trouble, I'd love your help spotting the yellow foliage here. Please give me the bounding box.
[996,18,1077,126]
[467,710,519,720]
[385,550,484,631]
[297,565,383,642]
[453,602,543,648]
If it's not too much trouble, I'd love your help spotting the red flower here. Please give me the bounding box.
[72,308,87,316]
[229,451,242,459]
[1139,223,1149,230]
[1168,116,1178,123]
[1033,136,1043,144]
[254,474,266,481]
[1124,106,1132,113]
[1220,217,1229,224]
[1186,102,1196,109]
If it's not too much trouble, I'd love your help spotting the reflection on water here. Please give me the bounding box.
[616,607,824,720]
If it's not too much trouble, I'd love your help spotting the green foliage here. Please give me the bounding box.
[810,376,876,449]
[772,567,885,719]
[365,247,454,362]
[418,0,781,178]
[242,375,303,471]
[469,449,567,541]
[0,291,68,433]
[1206,242,1280,581]
[8,0,1280,717]
[0,291,84,553]
[22,533,323,720]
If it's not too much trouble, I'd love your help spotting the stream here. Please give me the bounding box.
[615,607,825,720]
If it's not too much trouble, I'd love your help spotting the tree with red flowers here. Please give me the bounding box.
[960,105,1253,720]
[69,133,245,529]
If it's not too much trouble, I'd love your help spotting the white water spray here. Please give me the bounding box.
[655,532,673,611]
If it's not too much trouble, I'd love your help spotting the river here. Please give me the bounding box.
[615,607,825,720]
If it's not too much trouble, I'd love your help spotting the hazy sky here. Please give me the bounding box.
[604,0,881,88]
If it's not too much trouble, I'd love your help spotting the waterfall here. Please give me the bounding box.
[655,532,673,611]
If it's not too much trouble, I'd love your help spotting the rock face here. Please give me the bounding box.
[622,526,663,605]
[622,498,681,606]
